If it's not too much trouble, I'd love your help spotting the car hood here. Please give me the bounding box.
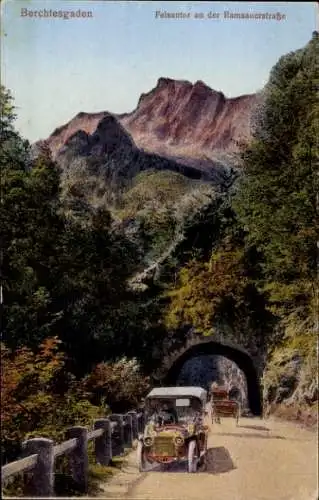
[144,423,192,437]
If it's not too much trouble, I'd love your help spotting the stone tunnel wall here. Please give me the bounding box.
[154,331,266,382]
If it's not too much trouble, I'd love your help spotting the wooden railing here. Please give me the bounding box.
[1,410,145,497]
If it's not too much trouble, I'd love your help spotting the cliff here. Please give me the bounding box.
[120,77,259,158]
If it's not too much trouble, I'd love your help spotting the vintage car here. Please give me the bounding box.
[137,386,209,473]
[210,384,240,425]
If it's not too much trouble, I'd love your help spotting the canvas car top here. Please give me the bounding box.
[146,386,207,403]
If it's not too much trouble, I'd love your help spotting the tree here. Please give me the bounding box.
[53,204,140,374]
[1,87,143,374]
[165,213,273,347]
[2,143,65,348]
[1,86,66,348]
[82,357,150,413]
[1,338,104,464]
[232,34,318,317]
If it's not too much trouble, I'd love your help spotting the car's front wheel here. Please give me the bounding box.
[137,441,149,472]
[187,440,198,473]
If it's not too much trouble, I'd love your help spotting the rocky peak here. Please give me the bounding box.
[90,114,136,155]
[43,111,108,159]
[120,77,258,156]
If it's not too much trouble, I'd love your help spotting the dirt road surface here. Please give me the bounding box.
[99,417,318,500]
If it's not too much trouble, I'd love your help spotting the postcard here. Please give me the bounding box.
[1,1,318,499]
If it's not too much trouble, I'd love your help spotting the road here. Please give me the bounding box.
[99,416,318,500]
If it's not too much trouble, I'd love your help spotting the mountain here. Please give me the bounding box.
[36,78,261,187]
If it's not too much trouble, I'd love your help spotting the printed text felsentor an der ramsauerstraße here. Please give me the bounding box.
[155,11,286,20]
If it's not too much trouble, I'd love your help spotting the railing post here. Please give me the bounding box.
[109,414,124,456]
[128,411,138,439]
[136,413,141,435]
[94,418,112,466]
[22,437,54,497]
[66,426,88,493]
[123,414,133,447]
[137,412,145,434]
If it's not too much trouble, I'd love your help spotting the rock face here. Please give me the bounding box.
[45,111,109,159]
[37,78,261,184]
[120,77,259,158]
[262,341,318,428]
[263,349,318,407]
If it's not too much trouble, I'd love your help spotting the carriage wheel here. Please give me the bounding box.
[236,405,240,426]
[187,440,198,473]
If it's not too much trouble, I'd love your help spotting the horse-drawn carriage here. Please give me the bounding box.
[137,386,209,473]
[210,384,240,425]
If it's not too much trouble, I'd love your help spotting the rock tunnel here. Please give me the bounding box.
[162,341,262,416]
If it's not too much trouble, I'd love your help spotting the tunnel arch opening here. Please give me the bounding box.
[162,342,262,416]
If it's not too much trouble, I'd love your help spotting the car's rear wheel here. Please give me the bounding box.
[199,434,208,470]
[187,440,198,473]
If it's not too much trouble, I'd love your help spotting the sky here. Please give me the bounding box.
[1,0,317,142]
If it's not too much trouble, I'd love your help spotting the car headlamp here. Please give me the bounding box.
[143,436,154,447]
[174,435,184,446]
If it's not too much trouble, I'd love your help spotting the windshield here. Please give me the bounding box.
[145,396,203,425]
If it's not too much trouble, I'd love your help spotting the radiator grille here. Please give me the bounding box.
[152,437,175,456]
